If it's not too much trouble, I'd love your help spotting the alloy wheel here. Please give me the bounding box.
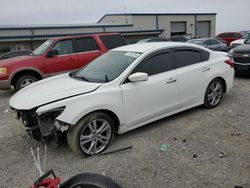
[207,81,223,106]
[79,119,112,155]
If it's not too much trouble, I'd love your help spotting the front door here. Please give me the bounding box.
[121,51,178,126]
[44,39,77,76]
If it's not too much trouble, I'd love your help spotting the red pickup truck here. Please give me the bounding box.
[216,32,243,46]
[0,33,126,90]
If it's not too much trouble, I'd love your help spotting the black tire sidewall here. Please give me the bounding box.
[204,78,224,108]
[67,112,115,157]
[15,75,38,90]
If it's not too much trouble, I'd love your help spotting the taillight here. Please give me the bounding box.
[225,59,234,68]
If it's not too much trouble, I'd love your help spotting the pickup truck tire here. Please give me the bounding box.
[15,75,38,90]
[67,112,115,157]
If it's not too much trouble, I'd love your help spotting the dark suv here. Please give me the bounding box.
[231,39,250,74]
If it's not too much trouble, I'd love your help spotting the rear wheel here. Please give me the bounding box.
[204,78,224,108]
[67,112,115,157]
[15,75,38,90]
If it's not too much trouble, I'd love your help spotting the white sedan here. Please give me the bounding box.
[10,42,234,157]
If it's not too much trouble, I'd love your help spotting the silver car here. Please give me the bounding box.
[187,38,228,52]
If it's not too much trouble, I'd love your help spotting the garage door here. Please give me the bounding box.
[197,21,210,38]
[171,22,186,36]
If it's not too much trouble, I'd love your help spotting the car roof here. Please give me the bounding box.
[50,32,121,41]
[112,42,206,53]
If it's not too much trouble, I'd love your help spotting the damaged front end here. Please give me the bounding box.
[15,106,69,143]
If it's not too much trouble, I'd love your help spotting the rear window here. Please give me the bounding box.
[201,51,210,61]
[75,37,99,53]
[100,35,127,50]
[174,49,202,68]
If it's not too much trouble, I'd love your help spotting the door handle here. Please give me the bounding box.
[202,67,210,72]
[166,78,177,84]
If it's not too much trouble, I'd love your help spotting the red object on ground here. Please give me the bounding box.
[31,177,61,188]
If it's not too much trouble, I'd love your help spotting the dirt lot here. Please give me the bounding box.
[0,77,249,188]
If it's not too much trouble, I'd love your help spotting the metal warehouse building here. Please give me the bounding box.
[0,13,216,53]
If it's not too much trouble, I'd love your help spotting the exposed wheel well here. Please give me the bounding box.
[215,77,227,93]
[82,110,120,132]
[11,70,43,87]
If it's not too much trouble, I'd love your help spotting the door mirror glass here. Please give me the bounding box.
[128,72,149,82]
[46,49,59,58]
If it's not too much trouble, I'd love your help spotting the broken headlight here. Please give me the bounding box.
[38,106,65,137]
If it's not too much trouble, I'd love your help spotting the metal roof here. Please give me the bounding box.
[0,29,164,41]
[0,23,132,30]
[97,12,217,23]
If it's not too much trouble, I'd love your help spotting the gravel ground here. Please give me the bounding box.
[0,77,250,188]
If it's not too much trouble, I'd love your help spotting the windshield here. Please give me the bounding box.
[33,39,53,55]
[72,51,141,83]
[187,39,204,45]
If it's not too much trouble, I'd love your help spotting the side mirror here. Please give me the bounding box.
[46,49,59,58]
[128,72,149,82]
[244,39,250,44]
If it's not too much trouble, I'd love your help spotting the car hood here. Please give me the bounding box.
[0,55,40,65]
[9,73,102,110]
[233,44,250,54]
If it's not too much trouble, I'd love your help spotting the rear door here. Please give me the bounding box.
[74,37,101,68]
[121,50,178,126]
[44,39,78,75]
[173,48,211,108]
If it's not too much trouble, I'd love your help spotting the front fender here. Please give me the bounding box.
[36,87,125,127]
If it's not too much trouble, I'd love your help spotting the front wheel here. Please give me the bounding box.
[15,75,38,90]
[204,78,224,108]
[67,112,115,157]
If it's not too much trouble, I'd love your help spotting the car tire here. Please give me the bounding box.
[15,75,38,90]
[67,112,115,157]
[204,78,224,108]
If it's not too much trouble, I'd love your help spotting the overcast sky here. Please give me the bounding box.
[1,0,250,34]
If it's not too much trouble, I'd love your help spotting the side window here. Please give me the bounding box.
[201,50,210,61]
[203,40,211,46]
[233,33,241,38]
[174,49,202,68]
[211,39,220,45]
[75,37,99,53]
[136,52,173,76]
[99,35,127,50]
[52,40,73,55]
